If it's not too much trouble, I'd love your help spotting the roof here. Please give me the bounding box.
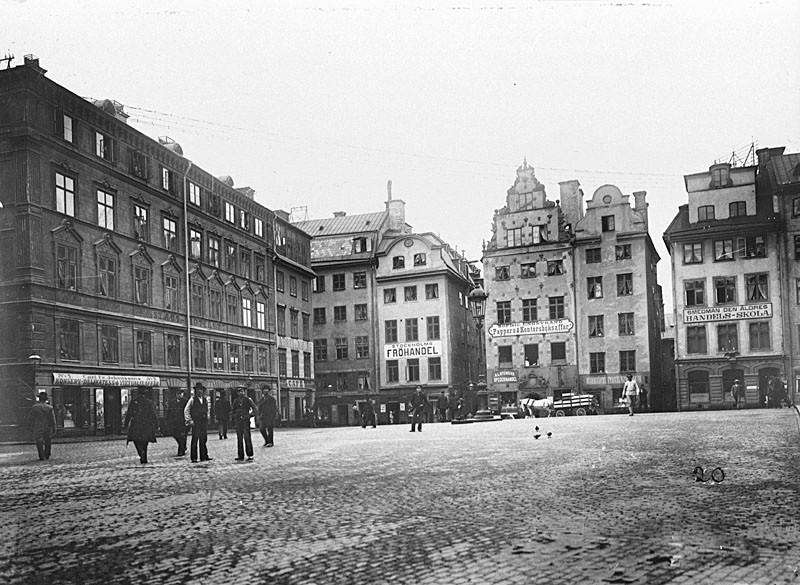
[293,211,387,237]
[764,152,800,191]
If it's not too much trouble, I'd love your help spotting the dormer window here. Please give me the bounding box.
[413,253,426,266]
[729,201,746,217]
[711,165,730,188]
[698,205,715,221]
[392,256,405,269]
[353,237,369,253]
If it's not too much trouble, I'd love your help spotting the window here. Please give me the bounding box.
[163,217,177,252]
[97,189,114,230]
[56,244,78,290]
[498,346,513,366]
[165,275,179,311]
[531,225,548,244]
[245,346,255,373]
[212,342,224,371]
[289,275,297,296]
[290,350,299,376]
[225,242,237,273]
[204,288,222,321]
[522,299,537,322]
[208,236,220,267]
[729,201,746,217]
[354,304,368,321]
[133,204,149,242]
[688,370,709,398]
[714,239,734,261]
[241,249,251,279]
[428,357,442,380]
[302,314,310,340]
[188,181,201,206]
[333,305,346,322]
[521,262,537,277]
[304,352,312,377]
[686,326,707,354]
[160,167,175,193]
[797,278,800,304]
[353,237,368,253]
[95,131,113,161]
[524,344,538,367]
[58,320,80,360]
[405,318,419,342]
[497,301,512,324]
[601,215,615,232]
[276,270,285,292]
[228,294,240,326]
[495,266,510,281]
[134,266,151,305]
[313,276,325,292]
[314,339,328,361]
[615,245,631,260]
[587,276,603,299]
[242,298,252,327]
[619,350,636,373]
[794,197,800,217]
[100,325,119,363]
[239,209,250,231]
[290,310,299,338]
[711,166,729,187]
[738,235,766,258]
[189,229,202,260]
[406,359,420,382]
[507,228,523,247]
[745,273,768,301]
[618,313,635,336]
[301,280,309,300]
[257,301,266,330]
[355,336,369,359]
[684,280,705,306]
[589,352,605,374]
[353,272,367,289]
[98,256,116,297]
[387,360,399,382]
[585,248,601,264]
[548,296,564,319]
[427,316,440,340]
[254,217,264,238]
[698,205,715,221]
[259,348,271,374]
[225,201,236,223]
[278,349,287,376]
[131,150,148,180]
[382,288,397,305]
[794,236,800,260]
[393,256,405,269]
[404,286,417,302]
[413,253,427,266]
[424,284,439,299]
[749,322,770,351]
[617,273,633,296]
[191,338,206,369]
[551,342,566,361]
[547,260,563,276]
[314,308,326,324]
[717,323,738,352]
[385,320,398,343]
[714,277,736,305]
[55,173,75,217]
[683,243,702,264]
[589,315,604,337]
[335,337,348,360]
[55,111,73,142]
[332,273,345,291]
[229,344,241,371]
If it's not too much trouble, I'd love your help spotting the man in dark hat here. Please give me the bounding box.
[166,388,188,456]
[232,387,258,461]
[409,386,427,432]
[730,379,744,410]
[184,382,212,463]
[28,391,56,461]
[215,390,231,440]
[257,387,278,447]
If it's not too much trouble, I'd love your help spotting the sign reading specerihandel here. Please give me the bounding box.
[683,303,772,324]
[385,340,443,359]
[488,319,574,338]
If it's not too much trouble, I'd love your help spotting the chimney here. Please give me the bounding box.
[23,54,46,74]
[385,197,406,232]
[633,191,648,229]
[333,211,346,218]
[756,146,786,167]
[387,180,392,201]
[558,180,584,226]
[236,187,255,200]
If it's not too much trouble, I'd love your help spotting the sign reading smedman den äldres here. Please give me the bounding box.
[683,303,772,324]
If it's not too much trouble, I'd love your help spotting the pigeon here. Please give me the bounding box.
[533,434,541,440]
[535,426,539,432]
[546,432,552,438]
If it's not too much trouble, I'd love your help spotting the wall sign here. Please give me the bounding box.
[385,340,442,359]
[683,303,772,324]
[53,373,161,386]
[488,319,574,337]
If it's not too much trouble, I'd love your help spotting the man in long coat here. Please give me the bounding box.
[28,391,57,461]
[166,389,188,456]
[184,382,212,462]
[124,387,158,464]
[409,386,427,432]
[257,387,278,447]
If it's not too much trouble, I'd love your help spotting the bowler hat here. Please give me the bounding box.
[38,391,48,400]
[193,382,205,391]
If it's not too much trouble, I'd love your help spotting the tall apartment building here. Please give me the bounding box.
[663,159,784,409]
[0,57,279,439]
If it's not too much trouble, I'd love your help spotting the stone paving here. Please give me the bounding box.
[1,408,799,585]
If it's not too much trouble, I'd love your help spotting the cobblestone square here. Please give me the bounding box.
[1,409,798,584]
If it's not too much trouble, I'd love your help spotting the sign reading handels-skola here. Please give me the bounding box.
[683,303,772,323]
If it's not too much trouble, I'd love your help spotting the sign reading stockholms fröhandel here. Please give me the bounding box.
[385,340,442,359]
[488,319,574,338]
[683,303,772,324]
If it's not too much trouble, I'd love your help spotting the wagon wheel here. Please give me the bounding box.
[575,407,587,416]
[555,410,566,417]
[711,467,725,483]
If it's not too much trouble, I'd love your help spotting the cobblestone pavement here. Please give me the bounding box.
[1,408,799,585]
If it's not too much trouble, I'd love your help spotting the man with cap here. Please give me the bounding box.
[408,385,427,432]
[231,386,257,462]
[184,382,212,462]
[730,378,744,410]
[28,391,56,461]
[257,387,278,447]
[166,388,189,456]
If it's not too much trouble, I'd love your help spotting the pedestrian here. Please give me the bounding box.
[622,374,640,416]
[436,391,448,423]
[215,391,231,439]
[730,379,744,410]
[257,387,278,447]
[638,385,649,412]
[28,391,56,461]
[409,385,427,432]
[361,399,377,428]
[184,382,212,463]
[231,387,257,462]
[124,387,158,465]
[165,389,188,456]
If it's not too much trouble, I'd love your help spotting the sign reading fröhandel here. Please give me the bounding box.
[385,340,443,359]
[488,319,574,338]
[683,303,772,324]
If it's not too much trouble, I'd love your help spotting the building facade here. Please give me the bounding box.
[0,57,279,439]
[664,160,784,410]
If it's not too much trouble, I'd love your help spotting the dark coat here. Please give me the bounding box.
[257,395,278,426]
[409,392,427,414]
[215,396,231,422]
[125,396,158,444]
[28,402,56,439]
[166,395,188,435]
[232,395,257,424]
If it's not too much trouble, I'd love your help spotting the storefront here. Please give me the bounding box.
[581,373,646,412]
[279,378,315,426]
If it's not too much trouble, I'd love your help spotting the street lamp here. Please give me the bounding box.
[28,353,42,397]
[468,286,490,414]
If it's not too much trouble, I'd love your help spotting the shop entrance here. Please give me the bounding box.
[335,403,349,426]
[385,402,400,424]
[759,367,780,407]
[104,388,123,435]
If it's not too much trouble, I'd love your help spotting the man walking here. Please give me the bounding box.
[409,386,427,432]
[184,382,212,463]
[28,391,56,461]
[215,391,231,439]
[232,387,257,462]
[436,391,449,422]
[166,389,188,456]
[257,387,278,447]
[730,379,744,410]
[361,399,376,429]
[622,374,640,416]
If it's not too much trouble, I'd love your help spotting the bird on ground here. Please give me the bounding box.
[533,434,541,440]
[546,432,552,438]
[535,426,539,432]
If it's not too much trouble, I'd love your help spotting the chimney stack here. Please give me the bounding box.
[633,191,648,229]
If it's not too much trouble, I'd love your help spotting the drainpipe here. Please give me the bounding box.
[182,160,194,394]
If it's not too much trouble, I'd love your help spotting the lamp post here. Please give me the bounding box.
[28,353,42,394]
[468,286,488,413]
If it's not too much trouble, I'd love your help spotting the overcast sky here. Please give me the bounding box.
[3,0,799,310]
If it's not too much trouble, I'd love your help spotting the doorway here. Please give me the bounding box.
[103,388,123,435]
[759,367,780,408]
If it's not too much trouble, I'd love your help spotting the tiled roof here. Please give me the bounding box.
[765,153,800,190]
[293,211,388,237]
